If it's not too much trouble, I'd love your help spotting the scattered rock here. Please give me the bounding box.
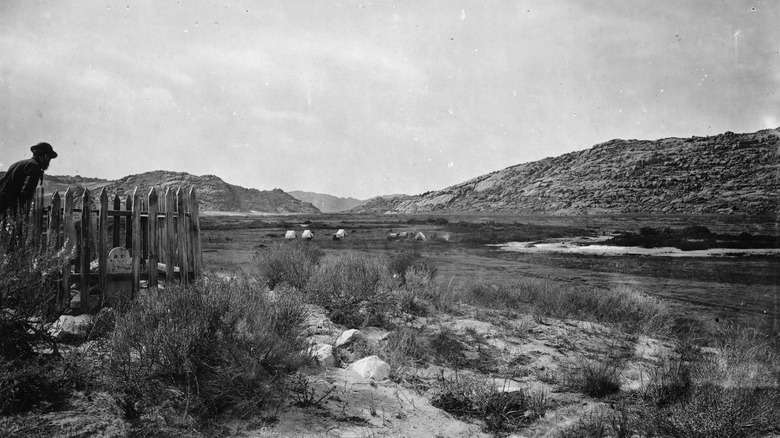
[335,328,365,347]
[348,355,390,380]
[49,314,93,342]
[310,343,336,368]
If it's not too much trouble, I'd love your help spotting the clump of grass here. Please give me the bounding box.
[462,278,673,336]
[254,241,323,290]
[432,374,548,436]
[381,327,430,370]
[305,253,393,328]
[560,356,621,398]
[108,275,310,423]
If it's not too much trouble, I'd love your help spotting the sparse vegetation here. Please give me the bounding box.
[254,241,324,290]
[305,253,394,328]
[109,276,310,423]
[432,374,548,436]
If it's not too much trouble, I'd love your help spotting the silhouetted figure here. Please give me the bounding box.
[0,142,58,217]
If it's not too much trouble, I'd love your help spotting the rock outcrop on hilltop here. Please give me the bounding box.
[351,128,780,216]
[37,171,321,214]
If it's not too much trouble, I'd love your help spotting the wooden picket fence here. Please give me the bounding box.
[32,185,202,313]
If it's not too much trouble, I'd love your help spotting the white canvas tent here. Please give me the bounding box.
[334,229,347,238]
[285,230,297,239]
[301,230,314,240]
[414,232,426,241]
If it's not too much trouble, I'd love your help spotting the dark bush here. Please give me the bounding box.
[109,276,310,420]
[305,253,393,328]
[254,241,324,290]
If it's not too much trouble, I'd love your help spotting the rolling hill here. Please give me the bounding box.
[350,128,780,216]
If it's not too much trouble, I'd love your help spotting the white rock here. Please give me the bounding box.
[348,355,390,380]
[335,329,365,347]
[49,314,92,340]
[311,343,335,368]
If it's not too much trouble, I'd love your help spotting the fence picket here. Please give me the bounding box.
[99,189,108,295]
[79,189,92,313]
[49,191,61,250]
[176,188,189,283]
[148,188,159,290]
[164,188,175,282]
[131,188,141,297]
[113,194,121,247]
[62,189,74,307]
[189,187,201,277]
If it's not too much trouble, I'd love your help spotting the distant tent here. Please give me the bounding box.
[387,233,399,240]
[285,230,297,239]
[301,230,314,240]
[414,232,426,241]
[397,231,409,238]
[335,229,347,238]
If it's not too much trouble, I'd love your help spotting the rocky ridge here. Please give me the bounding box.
[352,128,780,216]
[36,171,321,214]
[288,190,365,213]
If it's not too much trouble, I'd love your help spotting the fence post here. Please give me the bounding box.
[164,188,175,282]
[125,193,132,251]
[62,188,74,308]
[131,188,141,298]
[148,188,159,290]
[79,189,92,314]
[176,188,189,284]
[99,189,108,295]
[48,191,61,251]
[189,188,201,278]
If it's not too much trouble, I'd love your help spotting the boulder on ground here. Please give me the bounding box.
[49,314,93,342]
[310,343,336,368]
[348,355,390,380]
[335,329,364,347]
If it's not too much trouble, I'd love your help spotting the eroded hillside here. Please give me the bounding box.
[353,128,780,216]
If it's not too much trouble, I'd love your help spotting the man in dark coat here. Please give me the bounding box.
[0,142,58,217]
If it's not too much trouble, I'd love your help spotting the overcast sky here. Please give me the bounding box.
[1,1,777,199]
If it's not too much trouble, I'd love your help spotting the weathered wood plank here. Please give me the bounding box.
[176,188,189,284]
[80,189,91,314]
[48,191,61,251]
[125,193,132,250]
[189,188,202,278]
[99,189,109,295]
[131,188,141,298]
[147,188,159,290]
[62,188,74,307]
[164,188,175,282]
[113,194,121,247]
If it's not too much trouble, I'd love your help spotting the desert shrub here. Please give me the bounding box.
[109,276,310,421]
[388,250,421,285]
[429,328,468,369]
[560,356,621,398]
[0,217,71,360]
[0,217,73,415]
[254,241,323,290]
[305,253,393,328]
[432,374,548,435]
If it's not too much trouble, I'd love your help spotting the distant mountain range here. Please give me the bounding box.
[288,191,365,213]
[12,171,321,214]
[350,128,780,216]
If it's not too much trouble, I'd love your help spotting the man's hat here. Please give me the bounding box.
[30,142,57,158]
